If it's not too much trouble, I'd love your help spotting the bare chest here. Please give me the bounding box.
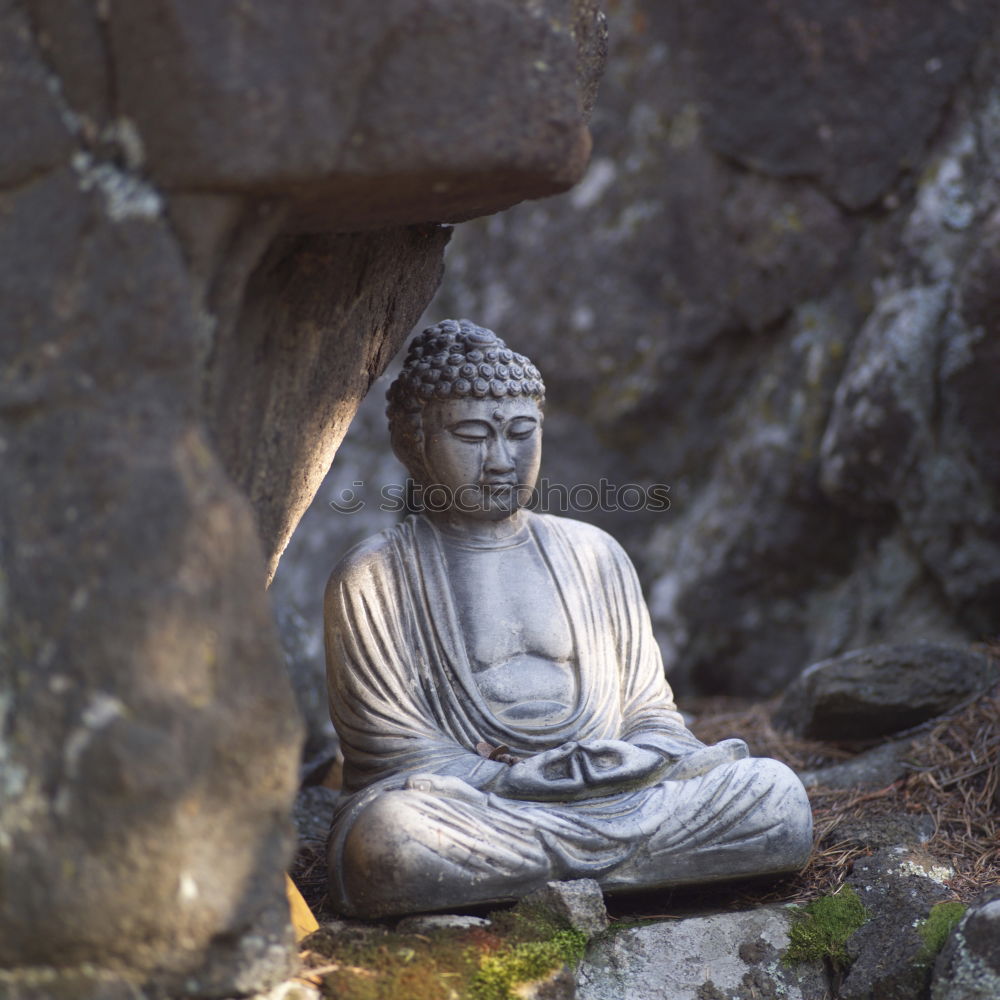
[441,539,576,723]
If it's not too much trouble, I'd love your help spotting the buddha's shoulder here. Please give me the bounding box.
[326,520,416,588]
[528,511,629,560]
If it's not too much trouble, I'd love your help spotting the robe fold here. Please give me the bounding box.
[324,512,812,916]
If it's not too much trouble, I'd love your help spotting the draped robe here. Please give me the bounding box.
[324,512,812,917]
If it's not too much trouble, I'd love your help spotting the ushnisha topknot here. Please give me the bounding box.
[386,319,546,475]
[387,318,545,407]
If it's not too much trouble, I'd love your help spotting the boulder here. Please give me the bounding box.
[0,167,303,998]
[798,738,914,790]
[774,643,998,740]
[841,849,956,1000]
[0,0,74,187]
[932,892,1000,1000]
[577,905,827,1000]
[205,225,451,582]
[685,0,991,210]
[108,0,603,227]
[524,879,610,937]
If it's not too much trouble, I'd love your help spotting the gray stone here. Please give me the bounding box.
[205,225,452,583]
[108,0,602,226]
[577,906,827,1000]
[821,811,936,851]
[270,378,409,761]
[524,880,609,936]
[798,738,914,791]
[774,642,997,740]
[842,848,956,1000]
[932,893,1000,1000]
[23,0,113,135]
[685,0,991,210]
[0,0,75,187]
[0,168,303,997]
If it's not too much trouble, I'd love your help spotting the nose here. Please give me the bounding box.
[484,433,515,476]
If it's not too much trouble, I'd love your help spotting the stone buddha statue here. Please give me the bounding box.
[324,319,812,918]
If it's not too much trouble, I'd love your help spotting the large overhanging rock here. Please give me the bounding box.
[0,0,605,995]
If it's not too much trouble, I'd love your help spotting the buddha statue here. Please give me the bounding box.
[324,319,812,918]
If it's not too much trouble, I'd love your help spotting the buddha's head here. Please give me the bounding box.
[386,319,546,521]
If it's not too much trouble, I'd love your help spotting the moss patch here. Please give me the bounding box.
[470,903,587,1000]
[300,899,589,1000]
[471,930,586,1000]
[916,901,966,963]
[783,885,869,972]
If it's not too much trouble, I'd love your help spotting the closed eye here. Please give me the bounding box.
[507,418,538,440]
[448,420,491,442]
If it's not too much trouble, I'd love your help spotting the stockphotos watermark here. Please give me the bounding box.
[328,478,671,515]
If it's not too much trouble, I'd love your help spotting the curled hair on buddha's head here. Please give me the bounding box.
[386,318,546,477]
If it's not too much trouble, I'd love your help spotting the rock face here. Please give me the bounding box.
[933,894,1000,1000]
[524,880,610,937]
[207,226,451,583]
[0,166,303,999]
[412,0,1000,696]
[577,906,827,1000]
[841,850,955,1000]
[108,0,601,226]
[0,1,604,996]
[774,643,999,741]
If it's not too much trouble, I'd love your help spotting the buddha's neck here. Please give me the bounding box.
[426,510,530,549]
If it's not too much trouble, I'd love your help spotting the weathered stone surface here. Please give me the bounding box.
[819,256,1000,635]
[798,738,915,791]
[206,225,451,581]
[577,906,827,1000]
[0,0,74,187]
[0,167,302,996]
[774,643,998,741]
[843,849,956,1000]
[24,0,113,136]
[108,0,603,226]
[824,811,936,850]
[524,880,609,936]
[932,893,1000,1000]
[682,0,991,209]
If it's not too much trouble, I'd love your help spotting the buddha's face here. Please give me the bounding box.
[418,396,542,522]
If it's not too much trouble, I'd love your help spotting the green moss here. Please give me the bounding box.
[470,930,586,1000]
[304,899,590,1000]
[916,902,966,963]
[783,886,869,972]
